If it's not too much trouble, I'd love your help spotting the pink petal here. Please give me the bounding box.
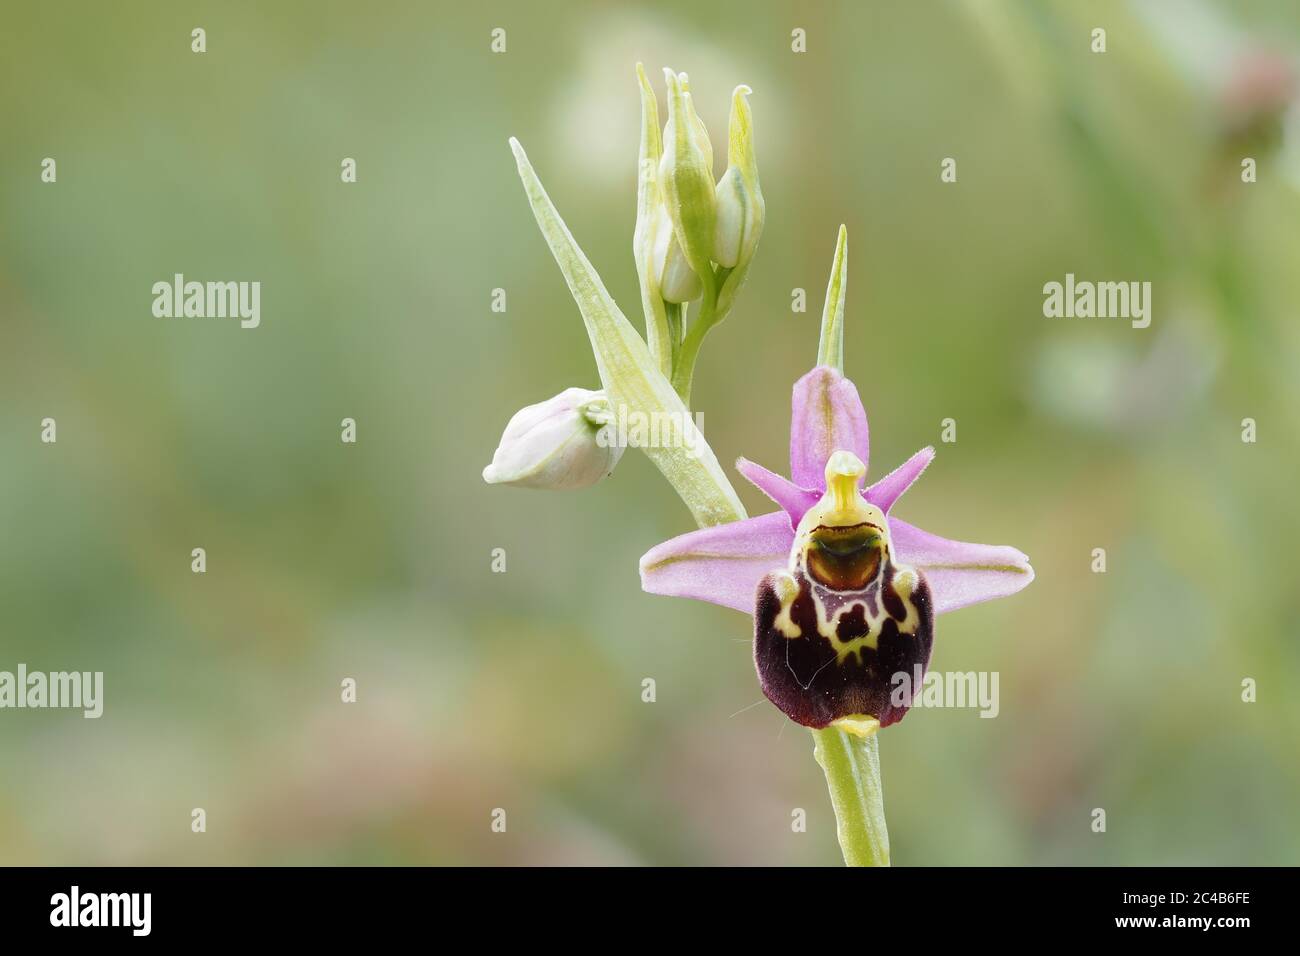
[735,457,819,526]
[789,366,869,489]
[887,517,1035,615]
[865,446,935,513]
[639,511,794,614]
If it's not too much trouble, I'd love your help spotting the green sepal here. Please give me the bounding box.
[816,225,848,373]
[633,63,672,378]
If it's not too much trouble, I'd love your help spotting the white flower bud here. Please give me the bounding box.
[712,166,745,268]
[714,85,764,316]
[651,204,702,303]
[482,387,623,489]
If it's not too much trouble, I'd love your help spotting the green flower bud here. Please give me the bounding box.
[712,85,763,271]
[482,387,623,490]
[658,69,717,287]
[676,72,714,176]
[714,85,764,316]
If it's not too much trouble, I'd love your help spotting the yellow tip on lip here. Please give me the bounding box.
[831,715,881,738]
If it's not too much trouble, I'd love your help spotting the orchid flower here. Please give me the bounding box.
[490,66,1032,867]
[642,227,1032,735]
[639,358,1035,732]
[638,227,1033,863]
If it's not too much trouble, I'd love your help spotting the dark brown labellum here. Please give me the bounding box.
[754,560,934,729]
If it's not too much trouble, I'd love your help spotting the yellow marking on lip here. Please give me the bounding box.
[771,571,802,639]
[808,567,923,664]
[831,714,881,738]
[829,632,878,663]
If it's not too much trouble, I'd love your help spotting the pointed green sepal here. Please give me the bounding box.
[816,225,848,373]
[633,63,672,377]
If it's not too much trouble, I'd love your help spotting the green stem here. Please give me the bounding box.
[664,302,683,371]
[671,283,718,404]
[669,264,737,405]
[811,727,890,866]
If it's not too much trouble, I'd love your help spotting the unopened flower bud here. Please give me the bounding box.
[713,85,763,272]
[659,69,718,284]
[713,84,764,316]
[482,387,623,489]
[712,167,745,268]
[651,204,703,303]
[677,72,714,175]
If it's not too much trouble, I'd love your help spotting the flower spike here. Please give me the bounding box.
[507,137,745,527]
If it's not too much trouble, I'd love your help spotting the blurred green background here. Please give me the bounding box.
[2,0,1297,865]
